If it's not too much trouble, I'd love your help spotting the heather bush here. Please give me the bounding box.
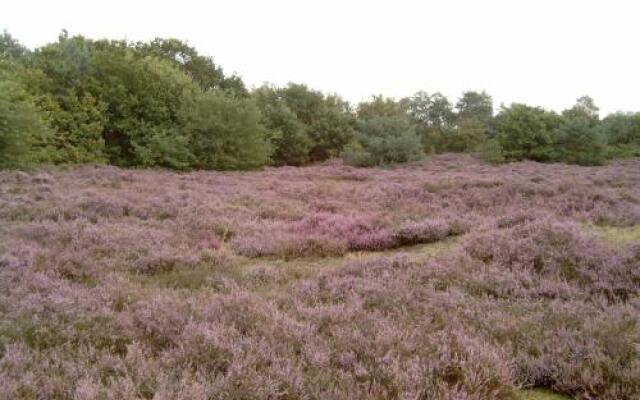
[394,218,450,244]
[233,230,346,259]
[394,217,469,245]
[0,155,638,399]
[132,252,199,275]
[464,219,637,301]
[475,301,640,399]
[233,213,397,258]
[293,212,396,251]
[495,209,544,229]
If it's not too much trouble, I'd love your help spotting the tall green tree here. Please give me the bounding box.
[562,95,599,121]
[260,83,355,162]
[554,97,607,165]
[0,31,29,60]
[406,91,429,124]
[407,91,456,152]
[27,33,199,166]
[494,103,562,161]
[277,83,326,125]
[25,33,108,163]
[91,49,197,165]
[343,116,423,166]
[427,93,456,131]
[0,64,53,168]
[447,117,487,152]
[553,116,607,165]
[357,95,407,119]
[135,38,247,96]
[179,90,273,170]
[307,94,355,161]
[602,112,640,145]
[253,85,310,166]
[456,91,493,124]
[443,91,494,153]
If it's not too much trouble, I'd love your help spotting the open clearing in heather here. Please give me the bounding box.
[0,154,638,399]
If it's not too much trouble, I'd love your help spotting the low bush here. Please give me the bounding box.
[233,213,396,258]
[394,218,469,245]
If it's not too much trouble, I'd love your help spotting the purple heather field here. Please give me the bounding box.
[0,154,639,399]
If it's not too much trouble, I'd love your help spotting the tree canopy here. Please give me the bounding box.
[0,30,637,170]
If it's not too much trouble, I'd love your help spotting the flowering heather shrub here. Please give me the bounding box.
[348,229,397,251]
[234,212,396,257]
[233,229,348,258]
[133,253,200,275]
[496,208,544,228]
[294,212,396,251]
[131,293,192,349]
[394,217,469,245]
[0,155,639,399]
[474,300,640,400]
[464,219,638,301]
[395,218,450,245]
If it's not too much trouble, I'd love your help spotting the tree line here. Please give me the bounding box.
[1,31,639,170]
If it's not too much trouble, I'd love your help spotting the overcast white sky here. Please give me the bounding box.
[2,0,639,115]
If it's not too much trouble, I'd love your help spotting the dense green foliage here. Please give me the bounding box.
[179,90,272,170]
[254,84,355,164]
[134,38,247,95]
[0,30,29,60]
[352,91,639,167]
[491,97,613,165]
[493,104,562,162]
[0,30,639,170]
[554,114,607,165]
[24,33,201,166]
[602,112,640,145]
[0,64,52,168]
[253,87,310,166]
[553,97,607,165]
[456,90,493,124]
[343,116,423,166]
[602,113,640,158]
[357,95,408,120]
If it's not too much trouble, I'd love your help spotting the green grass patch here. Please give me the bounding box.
[132,238,456,294]
[133,264,244,291]
[0,314,129,354]
[589,224,640,247]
